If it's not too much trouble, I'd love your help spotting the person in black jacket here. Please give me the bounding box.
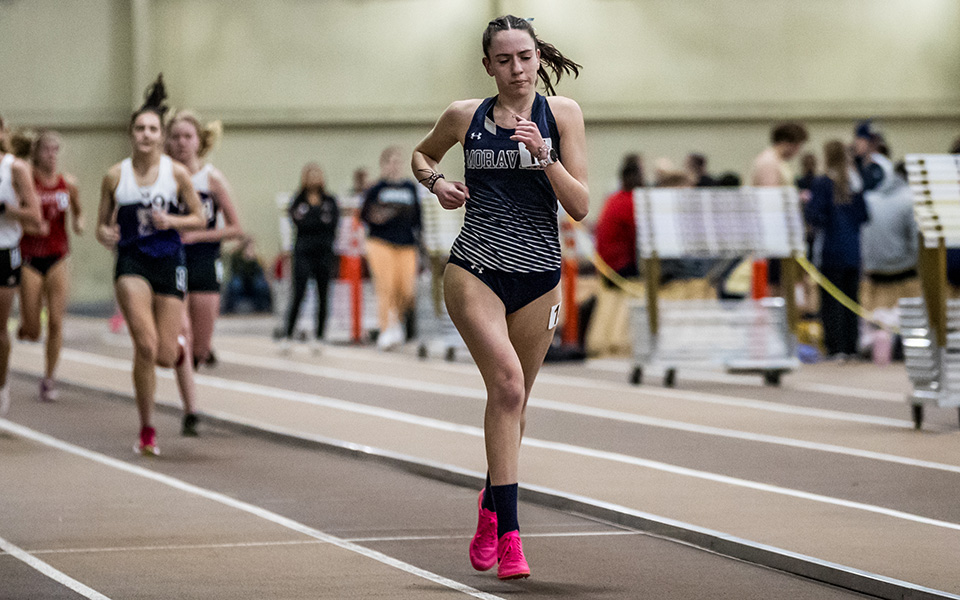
[281,162,339,352]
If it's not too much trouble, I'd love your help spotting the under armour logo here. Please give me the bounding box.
[471,263,484,274]
[470,132,482,140]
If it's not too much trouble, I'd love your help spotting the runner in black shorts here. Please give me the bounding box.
[0,115,43,416]
[166,111,242,372]
[166,111,242,436]
[95,77,204,455]
[412,16,588,580]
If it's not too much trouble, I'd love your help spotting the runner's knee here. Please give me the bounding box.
[133,335,158,364]
[486,369,526,413]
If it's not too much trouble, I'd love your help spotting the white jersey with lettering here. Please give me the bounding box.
[115,154,183,258]
[0,154,23,249]
[186,163,221,259]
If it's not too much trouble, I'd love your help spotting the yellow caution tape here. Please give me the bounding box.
[793,254,899,334]
[565,216,646,297]
[568,216,899,333]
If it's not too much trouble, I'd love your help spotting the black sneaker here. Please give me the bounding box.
[182,413,200,437]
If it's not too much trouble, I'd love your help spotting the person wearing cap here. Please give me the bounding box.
[853,120,895,196]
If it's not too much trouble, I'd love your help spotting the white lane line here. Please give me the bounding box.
[210,348,912,428]
[36,350,960,531]
[790,381,906,403]
[530,397,960,475]
[97,333,912,423]
[42,350,960,534]
[0,534,112,600]
[0,420,504,600]
[347,531,642,543]
[532,370,911,427]
[16,530,642,557]
[177,349,960,474]
[23,539,322,556]
[516,436,960,532]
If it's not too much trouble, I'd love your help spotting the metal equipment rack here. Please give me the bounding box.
[629,186,805,387]
[901,154,960,428]
[415,194,465,361]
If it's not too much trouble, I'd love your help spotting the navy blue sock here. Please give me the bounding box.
[490,483,519,538]
[481,473,495,511]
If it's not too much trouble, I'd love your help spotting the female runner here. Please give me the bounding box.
[0,116,43,415]
[166,110,242,368]
[18,130,84,402]
[166,111,242,436]
[95,77,204,454]
[411,15,588,580]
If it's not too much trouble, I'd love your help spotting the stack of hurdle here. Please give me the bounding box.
[630,186,805,387]
[415,192,465,360]
[901,154,960,429]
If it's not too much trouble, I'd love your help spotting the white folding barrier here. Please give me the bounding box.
[901,154,960,428]
[630,187,804,387]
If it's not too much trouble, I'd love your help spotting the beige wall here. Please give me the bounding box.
[1,0,958,304]
[0,0,132,125]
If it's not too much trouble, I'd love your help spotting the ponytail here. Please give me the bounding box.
[200,120,223,158]
[130,73,169,130]
[534,37,581,96]
[483,15,581,96]
[168,110,223,158]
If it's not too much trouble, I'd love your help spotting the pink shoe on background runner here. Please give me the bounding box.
[469,489,498,571]
[497,530,530,580]
[136,426,159,456]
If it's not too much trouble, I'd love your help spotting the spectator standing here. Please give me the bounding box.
[595,154,642,281]
[853,120,895,198]
[750,123,808,186]
[280,163,340,353]
[751,122,809,297]
[686,153,716,187]
[795,152,817,192]
[804,140,869,359]
[361,146,421,351]
[860,162,919,356]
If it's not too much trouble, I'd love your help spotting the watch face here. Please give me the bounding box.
[549,148,559,162]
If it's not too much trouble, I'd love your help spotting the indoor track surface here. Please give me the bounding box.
[2,314,958,600]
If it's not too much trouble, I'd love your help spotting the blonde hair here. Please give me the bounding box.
[379,145,403,166]
[167,110,223,158]
[299,162,326,193]
[31,130,62,165]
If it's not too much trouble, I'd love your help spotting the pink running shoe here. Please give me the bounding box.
[469,489,498,571]
[136,426,159,456]
[497,530,530,580]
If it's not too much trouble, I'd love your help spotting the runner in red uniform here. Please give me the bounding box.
[18,130,84,402]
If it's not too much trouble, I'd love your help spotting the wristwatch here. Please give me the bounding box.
[537,144,559,167]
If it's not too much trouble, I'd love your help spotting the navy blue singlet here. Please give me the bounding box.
[450,93,561,274]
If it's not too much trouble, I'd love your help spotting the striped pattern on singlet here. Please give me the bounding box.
[449,94,561,273]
